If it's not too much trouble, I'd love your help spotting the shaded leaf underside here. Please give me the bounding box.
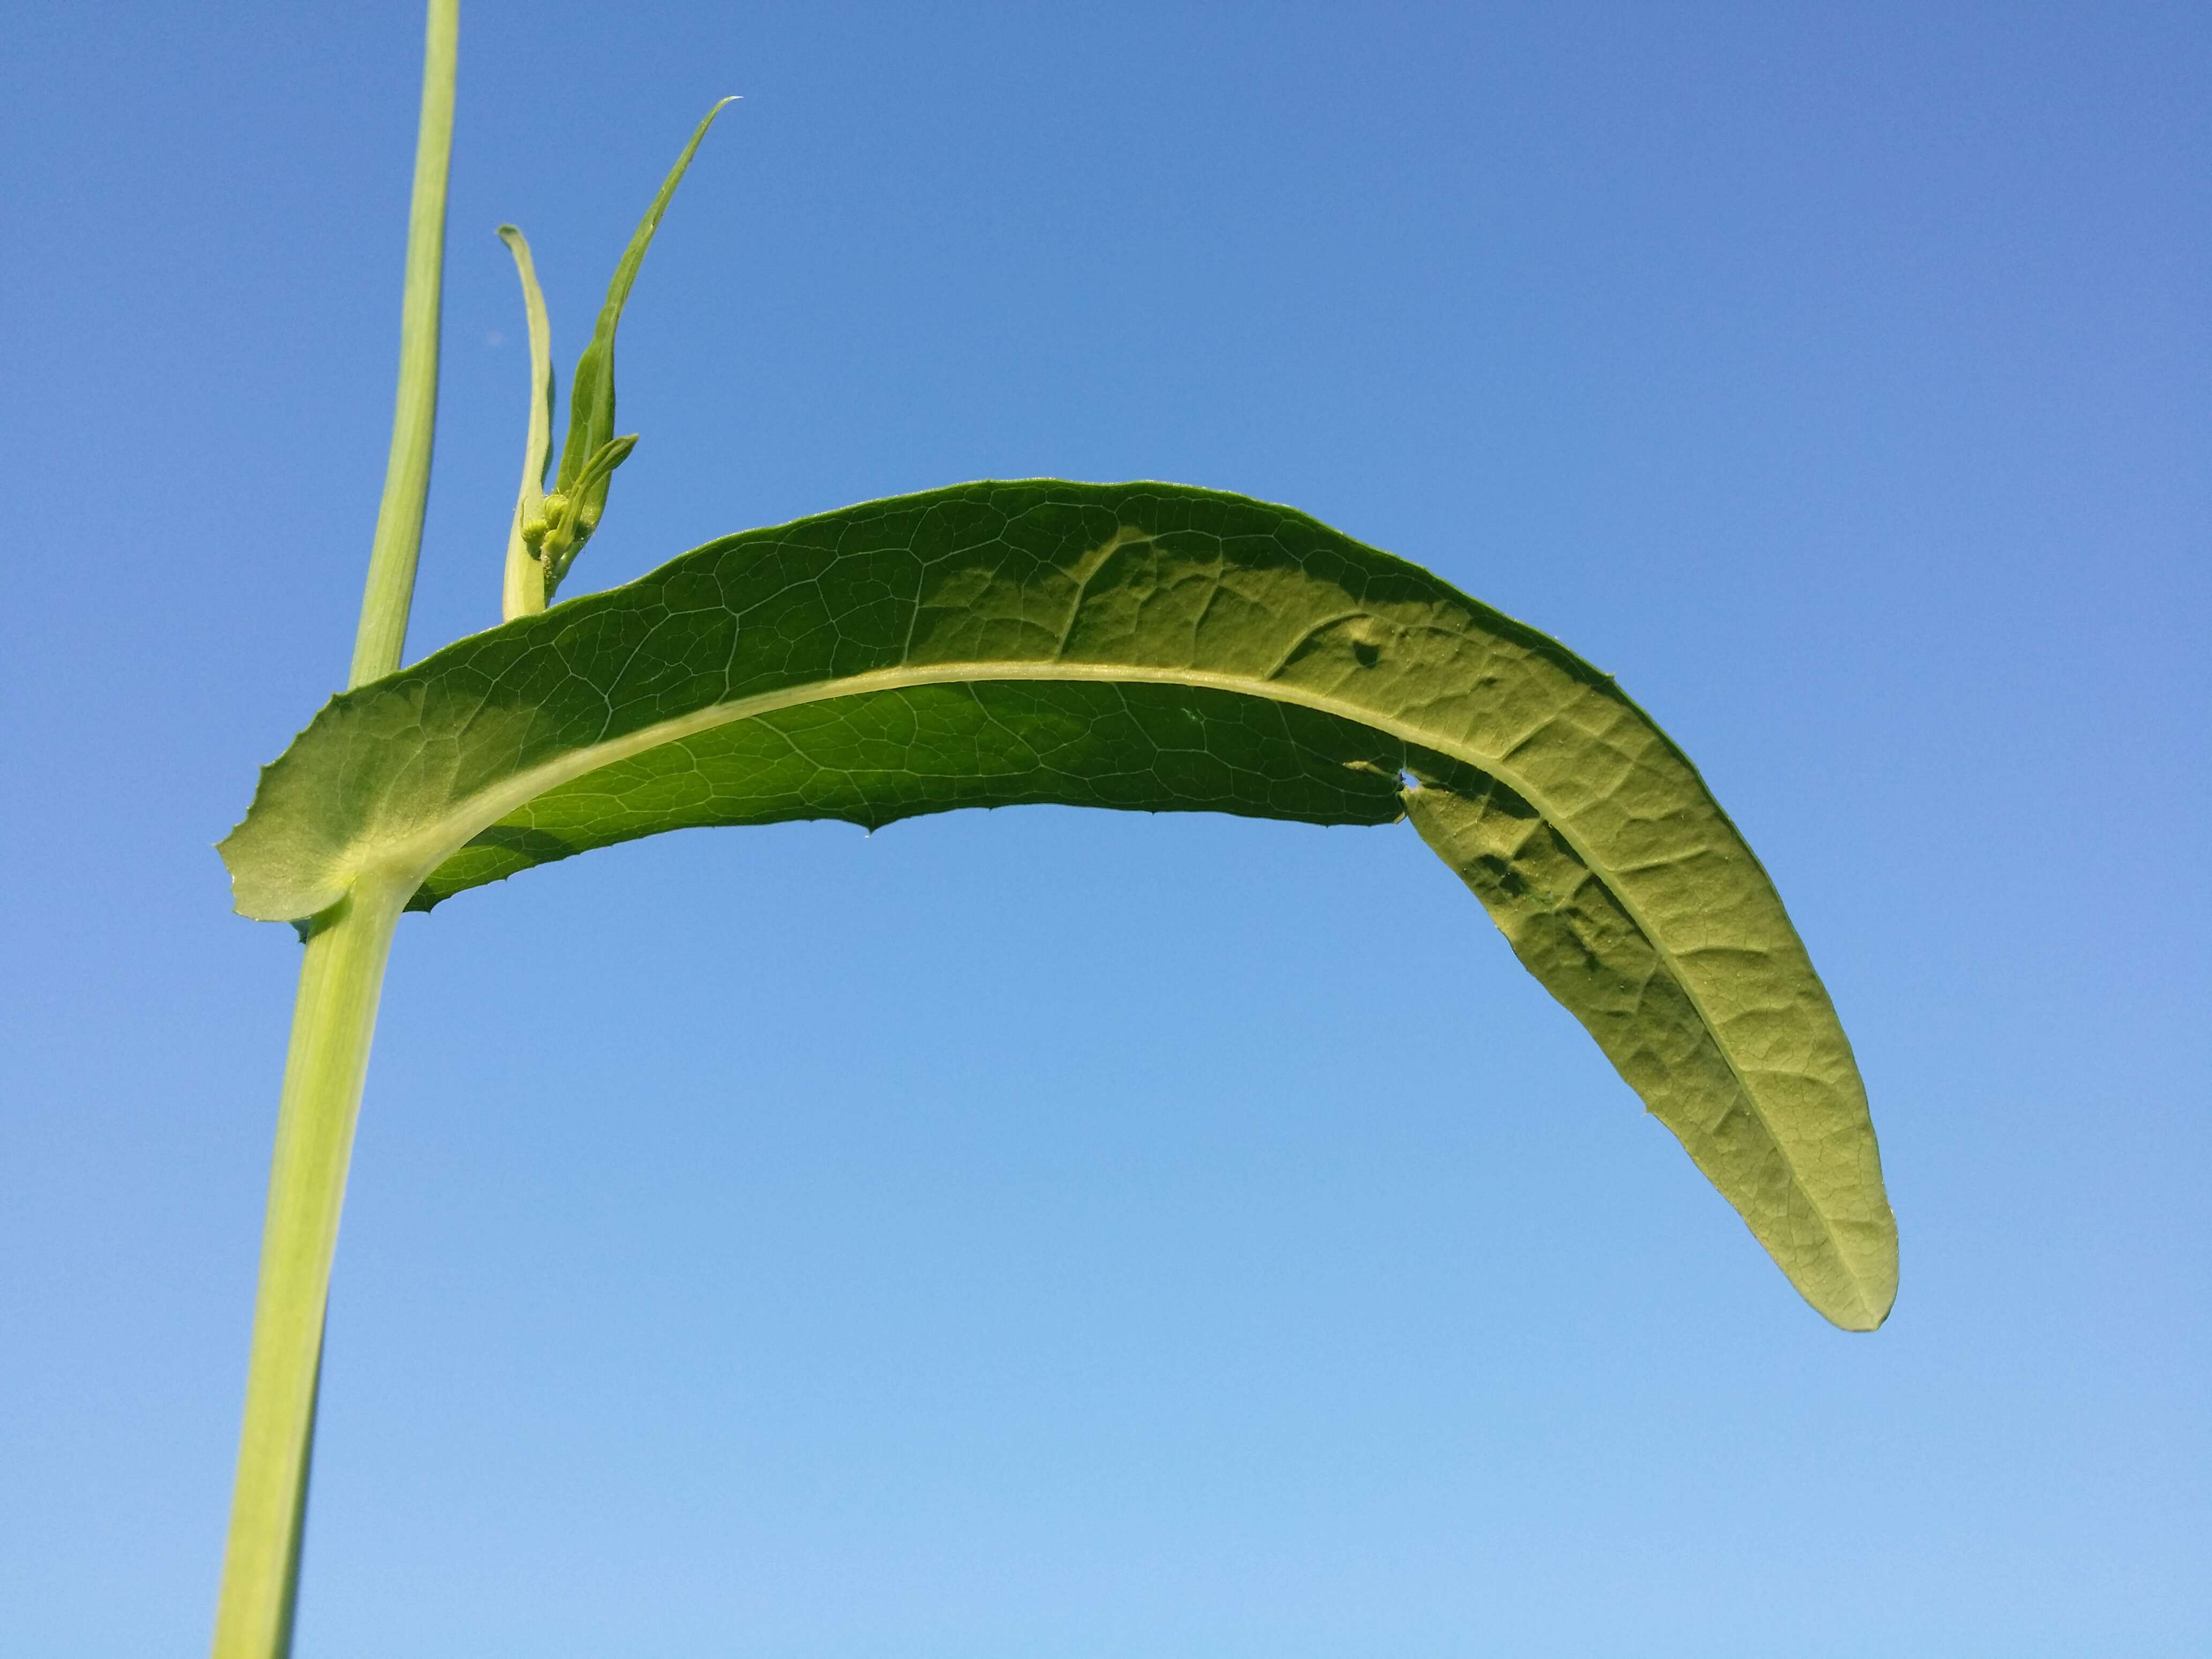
[222,481,1895,1328]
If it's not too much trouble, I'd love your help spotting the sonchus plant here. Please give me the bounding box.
[211,4,1897,1655]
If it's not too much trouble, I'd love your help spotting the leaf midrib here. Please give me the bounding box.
[363,659,1430,882]
[348,652,1862,1306]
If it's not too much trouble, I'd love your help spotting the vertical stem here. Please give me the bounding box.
[502,521,549,618]
[349,0,460,690]
[209,880,410,1659]
[214,5,457,1654]
[497,225,555,622]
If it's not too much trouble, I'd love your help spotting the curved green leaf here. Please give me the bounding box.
[221,480,1896,1328]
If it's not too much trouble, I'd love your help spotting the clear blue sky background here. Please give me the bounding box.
[3,3,2205,1654]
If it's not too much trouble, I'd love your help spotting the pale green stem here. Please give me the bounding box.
[497,225,555,622]
[212,3,457,1653]
[499,228,557,624]
[503,514,550,619]
[208,879,410,1659]
[348,0,459,689]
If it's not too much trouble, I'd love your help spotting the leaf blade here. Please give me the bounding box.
[221,480,1895,1327]
[1402,763,1894,1329]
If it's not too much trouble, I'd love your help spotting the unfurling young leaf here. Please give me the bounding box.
[222,480,1899,1331]
[533,97,737,603]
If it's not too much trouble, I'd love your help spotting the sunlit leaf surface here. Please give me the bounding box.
[223,480,1896,1328]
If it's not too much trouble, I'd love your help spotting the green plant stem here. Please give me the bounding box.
[208,879,410,1659]
[213,4,456,1653]
[348,0,459,689]
[497,225,554,622]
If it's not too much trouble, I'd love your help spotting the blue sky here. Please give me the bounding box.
[3,2,2206,1653]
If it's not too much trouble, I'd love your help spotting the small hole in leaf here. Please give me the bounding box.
[1352,640,1381,668]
